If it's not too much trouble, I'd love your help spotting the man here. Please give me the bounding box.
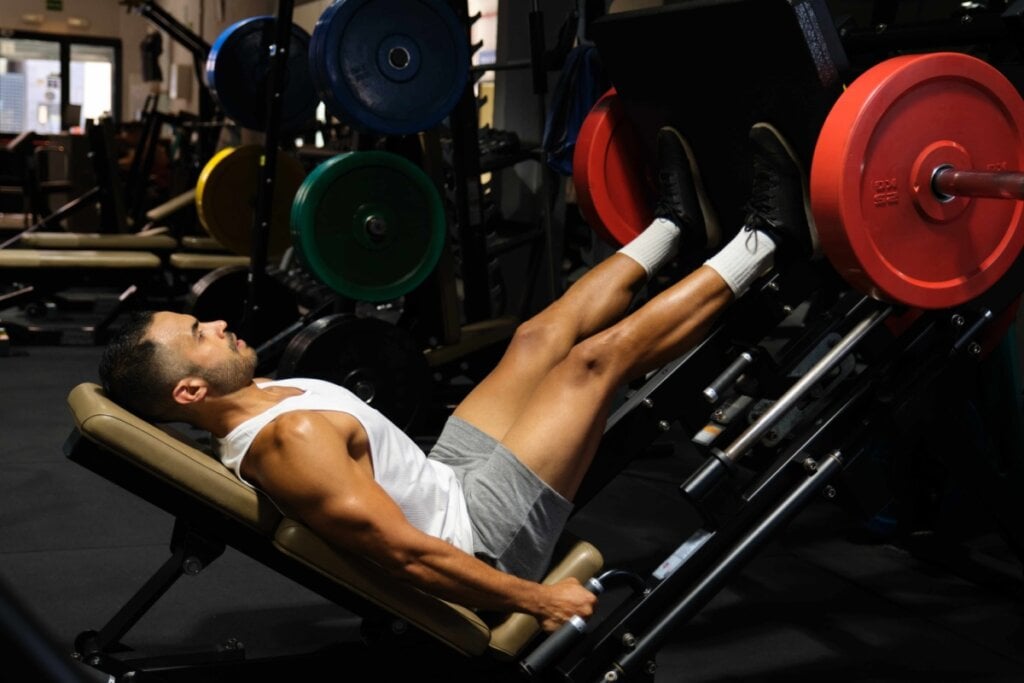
[99,122,815,632]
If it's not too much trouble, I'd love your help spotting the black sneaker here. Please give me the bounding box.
[743,122,819,261]
[653,126,720,251]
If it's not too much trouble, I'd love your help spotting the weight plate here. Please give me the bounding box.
[196,145,306,258]
[185,264,301,348]
[573,88,656,247]
[810,52,1024,309]
[290,150,446,302]
[309,0,469,134]
[206,15,319,133]
[276,313,431,431]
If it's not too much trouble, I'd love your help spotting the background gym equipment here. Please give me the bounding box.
[195,145,306,259]
[290,150,447,303]
[206,16,319,134]
[309,0,470,135]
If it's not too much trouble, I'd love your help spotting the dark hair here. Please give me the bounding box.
[98,310,176,420]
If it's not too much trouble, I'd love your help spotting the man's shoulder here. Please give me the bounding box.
[258,408,360,444]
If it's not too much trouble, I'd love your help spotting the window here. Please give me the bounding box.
[0,31,120,135]
[69,43,116,132]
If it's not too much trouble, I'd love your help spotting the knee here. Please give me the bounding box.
[561,328,633,385]
[507,316,572,360]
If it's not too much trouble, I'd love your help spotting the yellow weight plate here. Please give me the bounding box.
[195,145,305,258]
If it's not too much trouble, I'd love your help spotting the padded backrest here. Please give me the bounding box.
[67,382,280,534]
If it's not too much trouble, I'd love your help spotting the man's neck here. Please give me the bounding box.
[191,382,293,438]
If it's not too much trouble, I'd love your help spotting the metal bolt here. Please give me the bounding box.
[823,485,837,499]
[645,660,658,675]
[365,216,388,242]
[802,457,818,472]
[968,342,982,356]
[603,671,620,682]
[782,305,793,314]
[391,620,408,635]
[712,409,726,422]
[657,420,671,432]
[183,556,203,575]
[766,280,780,292]
[621,632,637,648]
[641,398,654,409]
[951,313,965,327]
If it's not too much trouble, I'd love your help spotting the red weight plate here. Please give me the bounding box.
[811,52,1024,309]
[573,88,656,247]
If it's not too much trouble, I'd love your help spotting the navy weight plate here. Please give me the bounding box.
[310,0,469,135]
[206,15,319,133]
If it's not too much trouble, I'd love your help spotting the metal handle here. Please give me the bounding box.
[519,576,605,677]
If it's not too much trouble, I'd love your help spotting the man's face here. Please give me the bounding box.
[147,311,257,395]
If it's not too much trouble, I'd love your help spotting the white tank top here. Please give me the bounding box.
[216,377,475,553]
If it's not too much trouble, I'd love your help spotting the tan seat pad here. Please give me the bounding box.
[170,252,250,270]
[0,249,161,269]
[19,232,177,250]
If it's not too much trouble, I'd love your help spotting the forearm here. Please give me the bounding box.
[386,536,545,614]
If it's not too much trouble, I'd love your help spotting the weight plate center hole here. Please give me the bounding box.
[365,215,388,243]
[389,46,411,70]
[931,164,956,202]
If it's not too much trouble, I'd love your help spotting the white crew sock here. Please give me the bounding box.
[703,228,777,296]
[617,217,681,277]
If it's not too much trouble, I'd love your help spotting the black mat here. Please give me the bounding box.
[2,342,1023,681]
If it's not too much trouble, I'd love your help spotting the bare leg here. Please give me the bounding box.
[498,119,817,499]
[500,265,732,499]
[454,125,714,442]
[453,253,649,440]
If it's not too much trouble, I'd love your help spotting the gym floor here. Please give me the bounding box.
[1,301,1023,682]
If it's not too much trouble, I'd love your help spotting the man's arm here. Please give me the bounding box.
[242,411,596,631]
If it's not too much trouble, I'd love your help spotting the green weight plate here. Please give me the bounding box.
[290,150,446,302]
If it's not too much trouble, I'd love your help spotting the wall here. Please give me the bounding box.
[130,0,275,120]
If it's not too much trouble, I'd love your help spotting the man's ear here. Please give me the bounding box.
[172,377,208,406]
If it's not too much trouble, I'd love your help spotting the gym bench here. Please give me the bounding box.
[64,382,603,681]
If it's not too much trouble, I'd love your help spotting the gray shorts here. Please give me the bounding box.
[427,416,573,581]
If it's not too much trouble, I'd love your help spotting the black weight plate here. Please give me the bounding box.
[186,265,301,348]
[276,313,431,431]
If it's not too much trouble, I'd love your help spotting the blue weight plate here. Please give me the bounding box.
[311,0,469,135]
[206,15,319,133]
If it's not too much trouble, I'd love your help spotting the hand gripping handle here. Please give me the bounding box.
[519,576,604,678]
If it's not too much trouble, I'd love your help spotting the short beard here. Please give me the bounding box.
[198,347,257,395]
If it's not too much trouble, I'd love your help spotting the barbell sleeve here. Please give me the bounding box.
[932,167,1024,201]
